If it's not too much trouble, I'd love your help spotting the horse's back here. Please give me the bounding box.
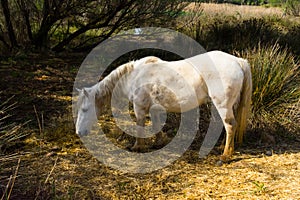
[190,51,246,71]
[128,57,208,112]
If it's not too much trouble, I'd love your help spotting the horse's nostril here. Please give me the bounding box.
[78,130,88,137]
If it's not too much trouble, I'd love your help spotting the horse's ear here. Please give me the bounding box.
[83,88,89,97]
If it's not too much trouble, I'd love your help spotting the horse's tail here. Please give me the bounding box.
[235,59,252,145]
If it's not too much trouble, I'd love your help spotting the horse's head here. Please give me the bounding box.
[75,87,99,136]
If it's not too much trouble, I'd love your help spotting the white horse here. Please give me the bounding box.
[75,51,252,162]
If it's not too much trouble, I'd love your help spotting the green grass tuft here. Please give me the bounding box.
[242,44,299,132]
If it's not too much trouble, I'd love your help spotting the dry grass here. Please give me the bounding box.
[186,3,284,18]
[9,122,300,199]
[2,109,297,199]
[185,3,300,25]
[201,3,283,18]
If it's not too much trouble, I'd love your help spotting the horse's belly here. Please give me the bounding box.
[149,82,207,113]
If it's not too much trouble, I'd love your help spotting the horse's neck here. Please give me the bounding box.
[98,61,134,99]
[96,79,113,104]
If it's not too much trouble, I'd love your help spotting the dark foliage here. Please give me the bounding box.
[0,0,188,54]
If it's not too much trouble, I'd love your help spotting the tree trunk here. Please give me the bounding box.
[0,34,10,49]
[32,0,54,49]
[18,0,33,41]
[33,22,53,49]
[1,0,18,48]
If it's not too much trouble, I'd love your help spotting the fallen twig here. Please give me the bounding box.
[1,158,21,200]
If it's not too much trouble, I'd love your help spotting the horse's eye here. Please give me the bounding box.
[82,108,88,112]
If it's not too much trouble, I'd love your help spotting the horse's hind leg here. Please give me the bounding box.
[210,78,241,162]
[221,112,237,162]
[213,103,237,162]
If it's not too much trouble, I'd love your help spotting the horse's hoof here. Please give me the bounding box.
[153,140,167,149]
[125,144,132,150]
[130,146,140,152]
[154,136,170,148]
[216,160,223,166]
[220,154,231,162]
[131,145,146,152]
[265,150,273,156]
[152,144,163,149]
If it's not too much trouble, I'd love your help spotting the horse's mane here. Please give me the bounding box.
[97,56,161,98]
[94,56,161,109]
[96,61,135,100]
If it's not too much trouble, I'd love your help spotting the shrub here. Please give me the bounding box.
[181,15,281,52]
[210,18,279,51]
[241,44,300,132]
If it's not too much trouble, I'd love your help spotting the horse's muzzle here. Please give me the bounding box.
[77,130,89,137]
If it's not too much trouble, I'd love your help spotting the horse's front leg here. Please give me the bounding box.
[131,105,147,152]
[150,105,168,148]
